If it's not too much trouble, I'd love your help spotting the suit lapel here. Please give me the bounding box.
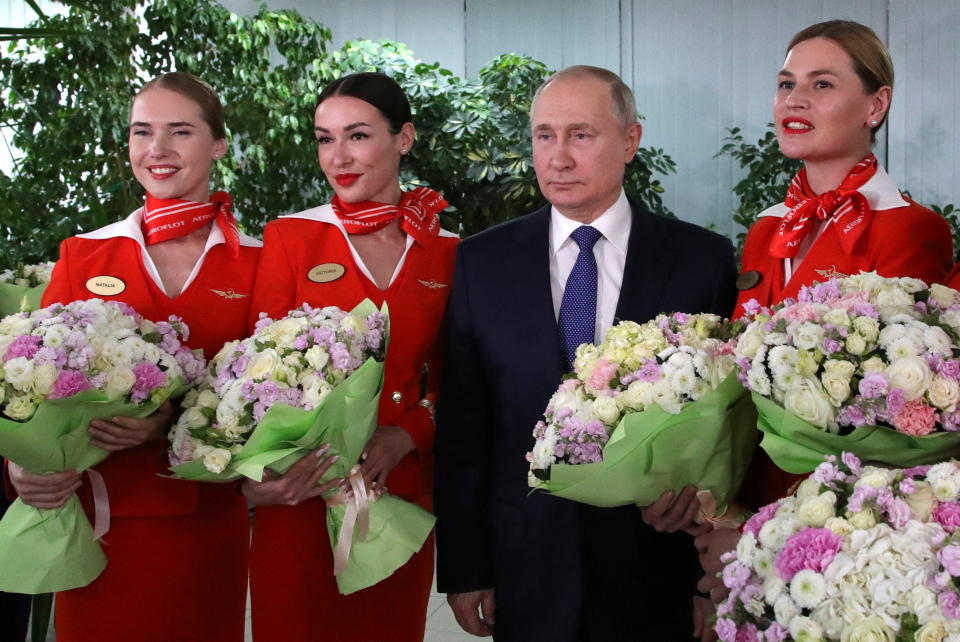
[615,202,676,324]
[510,205,565,377]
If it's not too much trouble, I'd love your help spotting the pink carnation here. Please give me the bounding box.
[3,335,42,363]
[776,302,819,323]
[742,502,779,538]
[49,370,91,399]
[131,362,167,403]
[934,502,960,534]
[774,527,842,582]
[588,360,618,392]
[892,399,938,436]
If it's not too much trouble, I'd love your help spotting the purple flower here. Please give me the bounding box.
[252,401,269,422]
[255,381,280,405]
[943,411,960,433]
[130,362,166,403]
[721,561,751,590]
[3,335,43,363]
[49,370,91,399]
[859,372,888,399]
[774,527,842,581]
[292,334,309,350]
[886,388,906,416]
[940,546,960,576]
[885,497,913,528]
[735,623,760,642]
[740,299,762,318]
[231,356,250,378]
[764,623,788,641]
[821,338,842,354]
[33,346,66,368]
[940,360,960,382]
[933,502,960,533]
[813,462,840,485]
[330,343,352,370]
[715,618,737,642]
[939,590,960,619]
[637,359,661,383]
[900,478,916,494]
[743,502,780,537]
[841,451,862,473]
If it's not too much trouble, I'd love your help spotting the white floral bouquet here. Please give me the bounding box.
[0,261,55,315]
[735,272,960,474]
[0,298,206,593]
[168,300,435,595]
[717,452,960,641]
[527,313,757,514]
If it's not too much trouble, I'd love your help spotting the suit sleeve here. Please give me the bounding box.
[434,246,494,593]
[711,236,739,318]
[41,239,75,307]
[248,223,299,332]
[396,330,443,459]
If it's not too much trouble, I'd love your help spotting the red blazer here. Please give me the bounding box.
[39,213,261,517]
[250,206,458,505]
[736,195,952,509]
[945,262,960,290]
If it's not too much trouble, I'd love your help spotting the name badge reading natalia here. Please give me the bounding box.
[85,275,126,296]
[308,263,345,283]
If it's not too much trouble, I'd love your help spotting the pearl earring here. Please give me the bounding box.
[869,120,878,126]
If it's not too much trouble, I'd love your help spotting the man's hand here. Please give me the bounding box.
[7,462,82,509]
[242,448,341,506]
[692,595,718,642]
[447,589,495,637]
[88,401,174,451]
[640,485,709,535]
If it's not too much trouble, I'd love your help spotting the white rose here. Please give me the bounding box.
[181,406,209,429]
[930,283,958,308]
[821,371,851,404]
[929,376,960,412]
[861,356,886,374]
[264,318,304,346]
[885,356,933,401]
[202,447,232,474]
[823,309,852,328]
[244,348,282,381]
[906,481,937,520]
[798,492,836,527]
[916,620,948,642]
[104,367,136,398]
[845,333,868,356]
[823,359,856,377]
[30,364,58,396]
[197,389,220,409]
[302,380,332,408]
[853,316,880,342]
[3,395,36,421]
[592,395,621,425]
[848,510,877,529]
[549,385,587,415]
[795,477,822,499]
[824,516,854,536]
[3,357,34,392]
[793,322,825,351]
[840,615,895,642]
[618,380,653,411]
[784,378,835,429]
[304,345,330,371]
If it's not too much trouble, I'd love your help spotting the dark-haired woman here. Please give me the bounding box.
[7,73,258,641]
[695,20,954,610]
[245,72,457,642]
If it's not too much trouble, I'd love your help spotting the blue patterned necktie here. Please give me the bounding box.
[558,225,603,368]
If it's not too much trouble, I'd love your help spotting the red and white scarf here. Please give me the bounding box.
[769,155,878,259]
[142,191,240,256]
[330,187,448,245]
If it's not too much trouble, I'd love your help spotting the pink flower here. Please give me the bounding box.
[49,370,92,399]
[588,360,618,392]
[735,623,760,642]
[939,590,960,619]
[715,618,737,642]
[131,362,166,403]
[940,545,960,576]
[743,502,779,538]
[892,399,938,437]
[3,335,42,363]
[933,502,960,533]
[777,302,819,323]
[774,527,842,582]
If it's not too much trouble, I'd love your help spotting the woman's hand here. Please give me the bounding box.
[359,424,414,489]
[640,486,710,536]
[88,401,174,452]
[7,462,82,509]
[242,448,341,506]
[695,527,741,603]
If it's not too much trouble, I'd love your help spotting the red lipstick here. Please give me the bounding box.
[782,117,814,134]
[335,173,360,186]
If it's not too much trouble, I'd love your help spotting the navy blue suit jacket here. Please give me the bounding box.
[435,201,738,641]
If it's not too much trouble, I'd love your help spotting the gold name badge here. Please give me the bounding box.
[308,263,345,283]
[85,275,126,296]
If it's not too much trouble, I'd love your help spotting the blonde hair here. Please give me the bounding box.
[787,20,893,136]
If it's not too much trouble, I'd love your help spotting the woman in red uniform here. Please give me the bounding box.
[695,19,954,609]
[244,72,457,642]
[7,72,259,641]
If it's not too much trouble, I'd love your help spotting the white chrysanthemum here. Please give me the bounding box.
[747,365,772,396]
[790,569,827,609]
[793,322,825,351]
[763,574,786,604]
[3,357,34,392]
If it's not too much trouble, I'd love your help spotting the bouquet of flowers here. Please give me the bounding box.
[736,272,960,474]
[0,261,55,316]
[717,452,960,641]
[168,300,434,595]
[527,312,757,515]
[0,298,205,593]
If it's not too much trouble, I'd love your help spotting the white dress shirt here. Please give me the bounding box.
[549,189,631,344]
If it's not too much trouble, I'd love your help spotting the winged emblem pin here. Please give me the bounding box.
[211,288,249,300]
[418,279,448,290]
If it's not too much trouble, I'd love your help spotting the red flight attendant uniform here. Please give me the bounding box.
[945,263,960,290]
[248,204,457,642]
[735,165,953,509]
[40,210,261,642]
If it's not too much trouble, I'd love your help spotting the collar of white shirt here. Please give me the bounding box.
[549,188,632,254]
[77,209,262,296]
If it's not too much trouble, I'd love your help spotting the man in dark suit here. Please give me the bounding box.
[434,65,738,641]
[0,458,30,642]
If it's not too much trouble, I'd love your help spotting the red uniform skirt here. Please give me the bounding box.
[55,491,249,642]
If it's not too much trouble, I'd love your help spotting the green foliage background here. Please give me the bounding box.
[0,0,676,270]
